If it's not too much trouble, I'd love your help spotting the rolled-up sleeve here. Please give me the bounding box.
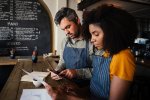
[76,68,93,79]
[55,38,67,72]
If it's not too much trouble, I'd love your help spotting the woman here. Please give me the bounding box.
[82,4,138,100]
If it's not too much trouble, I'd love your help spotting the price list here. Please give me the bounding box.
[0,0,51,56]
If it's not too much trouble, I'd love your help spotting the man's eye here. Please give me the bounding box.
[66,25,70,29]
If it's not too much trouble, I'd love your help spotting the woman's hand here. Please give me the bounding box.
[44,83,83,100]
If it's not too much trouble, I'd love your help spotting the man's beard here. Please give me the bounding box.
[66,30,80,39]
[74,29,80,38]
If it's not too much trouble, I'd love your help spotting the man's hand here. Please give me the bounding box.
[59,69,77,79]
[51,71,62,80]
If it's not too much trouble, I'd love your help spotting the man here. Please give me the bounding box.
[52,7,93,86]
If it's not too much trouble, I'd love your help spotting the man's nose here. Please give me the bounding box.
[64,29,69,35]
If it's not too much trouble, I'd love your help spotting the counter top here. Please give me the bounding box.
[0,57,88,100]
[136,57,150,68]
[0,57,17,65]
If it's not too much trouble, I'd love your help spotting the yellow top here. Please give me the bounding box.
[109,49,135,81]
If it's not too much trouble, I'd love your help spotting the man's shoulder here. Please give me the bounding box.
[62,37,68,43]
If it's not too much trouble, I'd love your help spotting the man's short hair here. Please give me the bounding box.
[54,7,78,25]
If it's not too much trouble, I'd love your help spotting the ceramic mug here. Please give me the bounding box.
[32,77,44,87]
[33,80,42,87]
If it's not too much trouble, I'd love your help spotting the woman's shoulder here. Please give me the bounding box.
[113,49,134,60]
[110,49,135,81]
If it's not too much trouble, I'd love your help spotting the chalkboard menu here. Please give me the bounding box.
[0,0,51,56]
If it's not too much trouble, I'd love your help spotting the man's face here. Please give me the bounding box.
[59,17,79,39]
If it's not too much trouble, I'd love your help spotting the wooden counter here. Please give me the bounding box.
[136,57,150,68]
[135,57,150,78]
[0,57,88,100]
[1,56,149,100]
[0,57,17,66]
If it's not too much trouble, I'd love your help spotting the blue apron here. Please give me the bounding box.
[90,54,112,99]
[63,40,90,69]
[63,40,91,86]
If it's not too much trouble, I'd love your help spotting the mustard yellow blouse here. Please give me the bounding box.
[109,49,135,81]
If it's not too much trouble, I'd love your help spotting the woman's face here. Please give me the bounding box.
[89,24,104,49]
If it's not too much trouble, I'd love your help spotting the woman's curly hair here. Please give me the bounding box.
[82,4,138,55]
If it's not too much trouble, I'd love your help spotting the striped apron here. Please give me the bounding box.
[90,54,112,100]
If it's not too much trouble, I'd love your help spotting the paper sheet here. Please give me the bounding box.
[20,89,52,100]
[21,71,50,82]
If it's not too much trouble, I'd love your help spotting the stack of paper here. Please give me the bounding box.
[21,71,50,82]
[20,89,52,100]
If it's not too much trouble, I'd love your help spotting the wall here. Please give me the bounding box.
[68,0,83,24]
[41,0,67,55]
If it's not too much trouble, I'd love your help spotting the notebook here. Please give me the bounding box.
[20,89,52,100]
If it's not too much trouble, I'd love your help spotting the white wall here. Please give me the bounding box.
[40,0,66,55]
[40,0,82,55]
[68,0,83,24]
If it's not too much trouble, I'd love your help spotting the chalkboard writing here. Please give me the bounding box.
[0,0,51,56]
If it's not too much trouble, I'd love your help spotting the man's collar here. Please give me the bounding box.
[69,36,84,44]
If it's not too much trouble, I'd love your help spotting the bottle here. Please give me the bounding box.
[32,46,38,63]
[10,48,15,59]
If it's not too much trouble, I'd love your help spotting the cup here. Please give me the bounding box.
[32,77,44,87]
[32,79,42,87]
